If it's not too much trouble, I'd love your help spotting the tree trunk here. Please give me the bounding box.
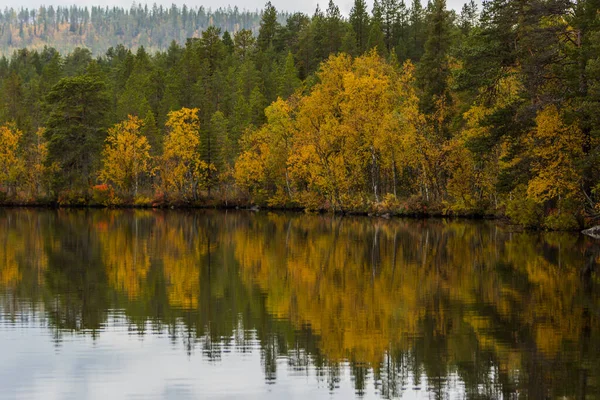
[371,145,379,203]
[392,159,397,198]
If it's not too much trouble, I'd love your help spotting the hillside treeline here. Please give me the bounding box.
[0,0,599,230]
[0,4,289,55]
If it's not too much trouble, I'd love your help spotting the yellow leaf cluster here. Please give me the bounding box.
[100,115,152,198]
[0,123,24,192]
[22,128,52,200]
[236,51,430,209]
[159,107,211,201]
[527,105,583,203]
[0,124,53,200]
[234,99,294,204]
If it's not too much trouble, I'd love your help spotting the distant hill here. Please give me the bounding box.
[0,4,290,56]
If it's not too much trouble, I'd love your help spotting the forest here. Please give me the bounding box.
[0,4,289,55]
[0,0,599,230]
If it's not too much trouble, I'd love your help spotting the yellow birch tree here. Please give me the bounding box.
[0,123,24,198]
[234,99,295,206]
[100,115,152,199]
[158,108,210,202]
[23,127,52,200]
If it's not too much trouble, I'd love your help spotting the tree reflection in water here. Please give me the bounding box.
[0,209,599,398]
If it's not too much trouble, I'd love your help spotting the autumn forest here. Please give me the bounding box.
[1,0,600,230]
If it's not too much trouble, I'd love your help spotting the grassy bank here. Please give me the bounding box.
[0,194,575,231]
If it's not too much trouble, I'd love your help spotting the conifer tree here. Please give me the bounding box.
[45,75,109,193]
[257,2,280,52]
[277,52,301,99]
[349,0,370,54]
[417,0,452,118]
[368,2,387,56]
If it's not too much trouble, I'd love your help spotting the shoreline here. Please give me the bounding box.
[1,201,595,234]
[0,200,524,225]
[0,199,494,216]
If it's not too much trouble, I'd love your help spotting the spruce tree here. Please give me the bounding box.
[349,0,370,54]
[368,1,387,56]
[417,0,452,117]
[277,52,301,99]
[407,0,426,61]
[257,2,280,52]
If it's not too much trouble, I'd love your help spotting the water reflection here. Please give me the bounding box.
[0,209,599,398]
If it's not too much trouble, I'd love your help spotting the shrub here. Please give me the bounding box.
[506,196,543,228]
[58,189,88,206]
[375,193,401,214]
[340,193,369,213]
[297,191,325,212]
[543,211,580,231]
[152,191,167,207]
[396,195,431,216]
[91,184,116,206]
[267,188,294,208]
[134,195,153,207]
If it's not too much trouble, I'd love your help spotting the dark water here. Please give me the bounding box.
[0,209,599,399]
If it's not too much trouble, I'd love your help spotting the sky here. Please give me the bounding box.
[3,0,478,15]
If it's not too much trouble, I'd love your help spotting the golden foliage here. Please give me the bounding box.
[234,99,295,205]
[158,108,211,201]
[100,115,152,199]
[0,123,24,195]
[236,52,430,210]
[527,105,583,203]
[22,128,52,200]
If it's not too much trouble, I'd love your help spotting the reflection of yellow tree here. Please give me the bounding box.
[234,215,429,365]
[233,214,600,376]
[0,210,48,289]
[95,211,219,309]
[500,234,585,356]
[0,222,22,289]
[99,211,152,299]
[163,261,199,309]
[1,209,598,396]
[0,244,20,288]
[151,214,215,309]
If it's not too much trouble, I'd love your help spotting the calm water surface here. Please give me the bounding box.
[0,209,599,399]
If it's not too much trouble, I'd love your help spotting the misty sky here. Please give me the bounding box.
[4,0,479,15]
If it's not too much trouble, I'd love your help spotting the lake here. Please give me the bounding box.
[0,209,599,399]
